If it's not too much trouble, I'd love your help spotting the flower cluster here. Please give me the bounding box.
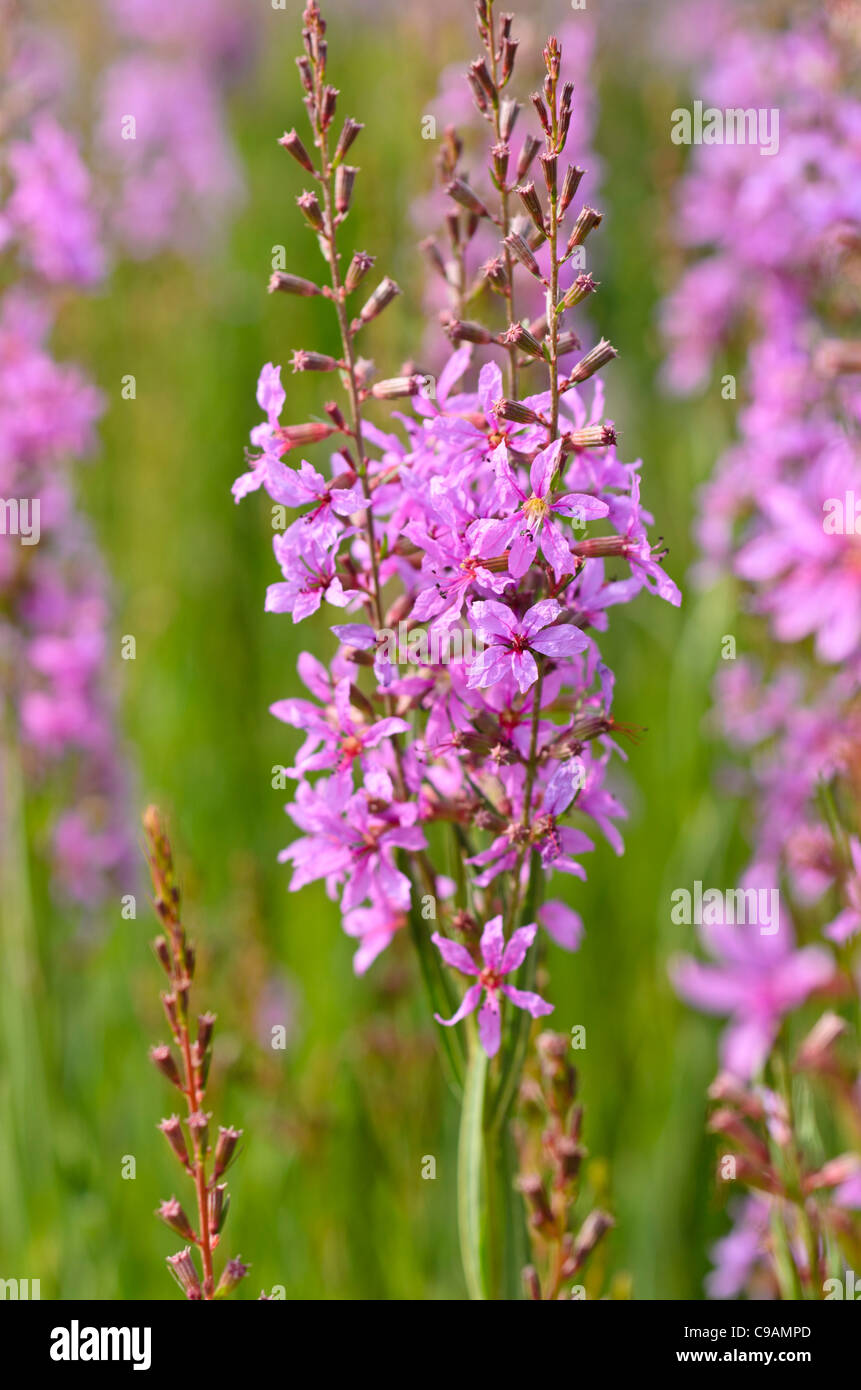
[96,0,253,258]
[664,0,861,1298]
[143,806,254,1301]
[235,0,679,1089]
[0,6,129,904]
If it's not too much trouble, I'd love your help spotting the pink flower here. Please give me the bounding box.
[672,917,834,1080]
[432,915,553,1057]
[467,597,590,695]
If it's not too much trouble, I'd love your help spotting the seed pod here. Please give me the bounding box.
[291,350,340,373]
[445,178,488,219]
[503,321,545,360]
[560,273,598,312]
[516,135,541,182]
[559,165,585,217]
[214,1126,243,1179]
[335,165,357,214]
[563,338,618,386]
[504,230,542,280]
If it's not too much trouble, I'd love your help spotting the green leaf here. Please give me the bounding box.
[458,1035,488,1301]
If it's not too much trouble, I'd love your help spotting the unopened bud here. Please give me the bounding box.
[209,1182,230,1233]
[503,322,545,361]
[559,165,585,217]
[566,206,603,253]
[564,339,618,386]
[334,118,363,165]
[215,1256,249,1298]
[297,190,324,232]
[158,1115,190,1168]
[504,230,542,280]
[516,136,541,183]
[446,179,488,219]
[278,128,315,173]
[150,1044,183,1090]
[268,272,322,297]
[357,277,401,325]
[291,350,340,373]
[345,251,375,293]
[516,182,545,234]
[158,1197,196,1242]
[560,273,598,312]
[166,1247,202,1300]
[214,1126,243,1178]
[335,165,357,215]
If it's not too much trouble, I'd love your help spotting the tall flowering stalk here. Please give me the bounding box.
[663,0,861,1298]
[143,806,250,1301]
[236,0,679,1298]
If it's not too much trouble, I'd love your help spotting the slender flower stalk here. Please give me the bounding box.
[143,806,249,1301]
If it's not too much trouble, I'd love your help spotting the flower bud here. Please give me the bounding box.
[357,277,401,325]
[335,165,357,215]
[188,1110,211,1153]
[442,317,495,346]
[494,398,543,425]
[197,1012,216,1053]
[530,91,551,138]
[499,99,520,142]
[278,129,315,173]
[370,375,423,400]
[209,1182,230,1234]
[333,118,363,165]
[446,179,488,219]
[560,273,598,312]
[158,1115,190,1168]
[523,1265,542,1300]
[571,1210,614,1267]
[153,936,172,975]
[276,422,339,453]
[320,84,338,130]
[503,322,546,361]
[516,135,541,183]
[297,190,325,232]
[268,272,322,297]
[291,350,340,373]
[566,206,603,253]
[150,1044,183,1090]
[565,424,616,450]
[157,1197,196,1242]
[214,1125,243,1178]
[343,251,375,293]
[563,338,618,386]
[166,1247,202,1301]
[504,230,542,280]
[559,165,585,217]
[516,182,545,234]
[215,1257,249,1298]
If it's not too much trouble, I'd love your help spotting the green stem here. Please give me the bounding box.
[458,1028,488,1300]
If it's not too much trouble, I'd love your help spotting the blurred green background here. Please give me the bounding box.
[1,2,750,1298]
